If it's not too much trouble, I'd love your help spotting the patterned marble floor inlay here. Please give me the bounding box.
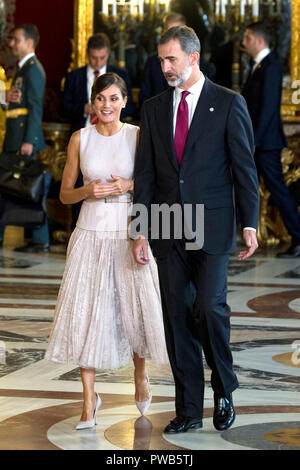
[0,246,300,450]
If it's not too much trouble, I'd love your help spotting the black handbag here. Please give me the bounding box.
[0,171,52,228]
[0,195,45,227]
[0,152,47,203]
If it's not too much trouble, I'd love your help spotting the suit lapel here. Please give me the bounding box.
[155,88,179,171]
[154,79,218,171]
[243,52,272,92]
[180,78,218,167]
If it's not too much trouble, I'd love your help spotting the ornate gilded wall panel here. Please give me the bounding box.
[73,0,94,68]
[290,0,300,84]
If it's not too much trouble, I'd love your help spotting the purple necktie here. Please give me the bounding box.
[174,90,190,166]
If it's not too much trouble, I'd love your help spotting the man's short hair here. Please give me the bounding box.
[87,33,111,52]
[159,25,201,57]
[246,21,272,47]
[163,12,186,28]
[14,24,40,48]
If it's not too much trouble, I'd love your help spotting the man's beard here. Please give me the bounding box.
[165,65,192,87]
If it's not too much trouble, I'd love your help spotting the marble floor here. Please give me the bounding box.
[0,242,299,451]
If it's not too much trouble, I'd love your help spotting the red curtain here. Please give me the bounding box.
[14,0,74,90]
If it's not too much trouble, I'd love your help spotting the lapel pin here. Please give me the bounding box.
[209,107,214,112]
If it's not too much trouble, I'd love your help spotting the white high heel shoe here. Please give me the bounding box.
[76,393,102,430]
[135,374,152,416]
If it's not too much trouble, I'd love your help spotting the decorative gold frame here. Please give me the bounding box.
[73,0,94,69]
[290,0,300,85]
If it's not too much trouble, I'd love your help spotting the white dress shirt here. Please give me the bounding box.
[85,64,107,127]
[252,47,271,73]
[173,73,205,135]
[173,74,256,233]
[18,52,35,70]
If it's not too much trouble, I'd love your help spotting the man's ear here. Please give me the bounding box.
[257,36,265,49]
[27,37,35,52]
[190,51,200,66]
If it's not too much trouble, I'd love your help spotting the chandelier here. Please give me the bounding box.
[214,0,282,22]
[102,0,171,18]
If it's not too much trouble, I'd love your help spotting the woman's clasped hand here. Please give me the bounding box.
[85,174,133,199]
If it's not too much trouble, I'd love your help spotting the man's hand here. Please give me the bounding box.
[238,229,258,260]
[132,238,149,265]
[20,143,33,156]
[6,86,22,103]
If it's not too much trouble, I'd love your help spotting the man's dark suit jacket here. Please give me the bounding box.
[4,55,46,153]
[242,51,286,150]
[133,78,259,258]
[139,53,214,105]
[60,64,135,133]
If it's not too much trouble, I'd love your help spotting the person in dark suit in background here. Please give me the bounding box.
[210,26,233,89]
[0,24,49,253]
[242,22,300,258]
[133,26,259,434]
[60,33,135,227]
[139,12,213,106]
[60,33,134,132]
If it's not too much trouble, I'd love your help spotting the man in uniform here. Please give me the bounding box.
[0,24,49,252]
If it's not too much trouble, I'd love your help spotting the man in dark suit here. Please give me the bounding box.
[0,24,49,252]
[139,12,214,106]
[60,33,134,134]
[242,22,300,258]
[139,13,186,106]
[132,26,259,433]
[60,33,135,227]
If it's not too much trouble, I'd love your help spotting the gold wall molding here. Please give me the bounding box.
[73,0,94,69]
[290,0,300,84]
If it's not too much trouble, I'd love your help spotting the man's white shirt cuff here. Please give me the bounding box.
[0,89,7,105]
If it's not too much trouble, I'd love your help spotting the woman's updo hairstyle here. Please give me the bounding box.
[91,72,127,103]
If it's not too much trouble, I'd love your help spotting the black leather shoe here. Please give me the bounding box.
[164,416,203,434]
[213,395,235,431]
[14,243,50,253]
[277,244,300,258]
